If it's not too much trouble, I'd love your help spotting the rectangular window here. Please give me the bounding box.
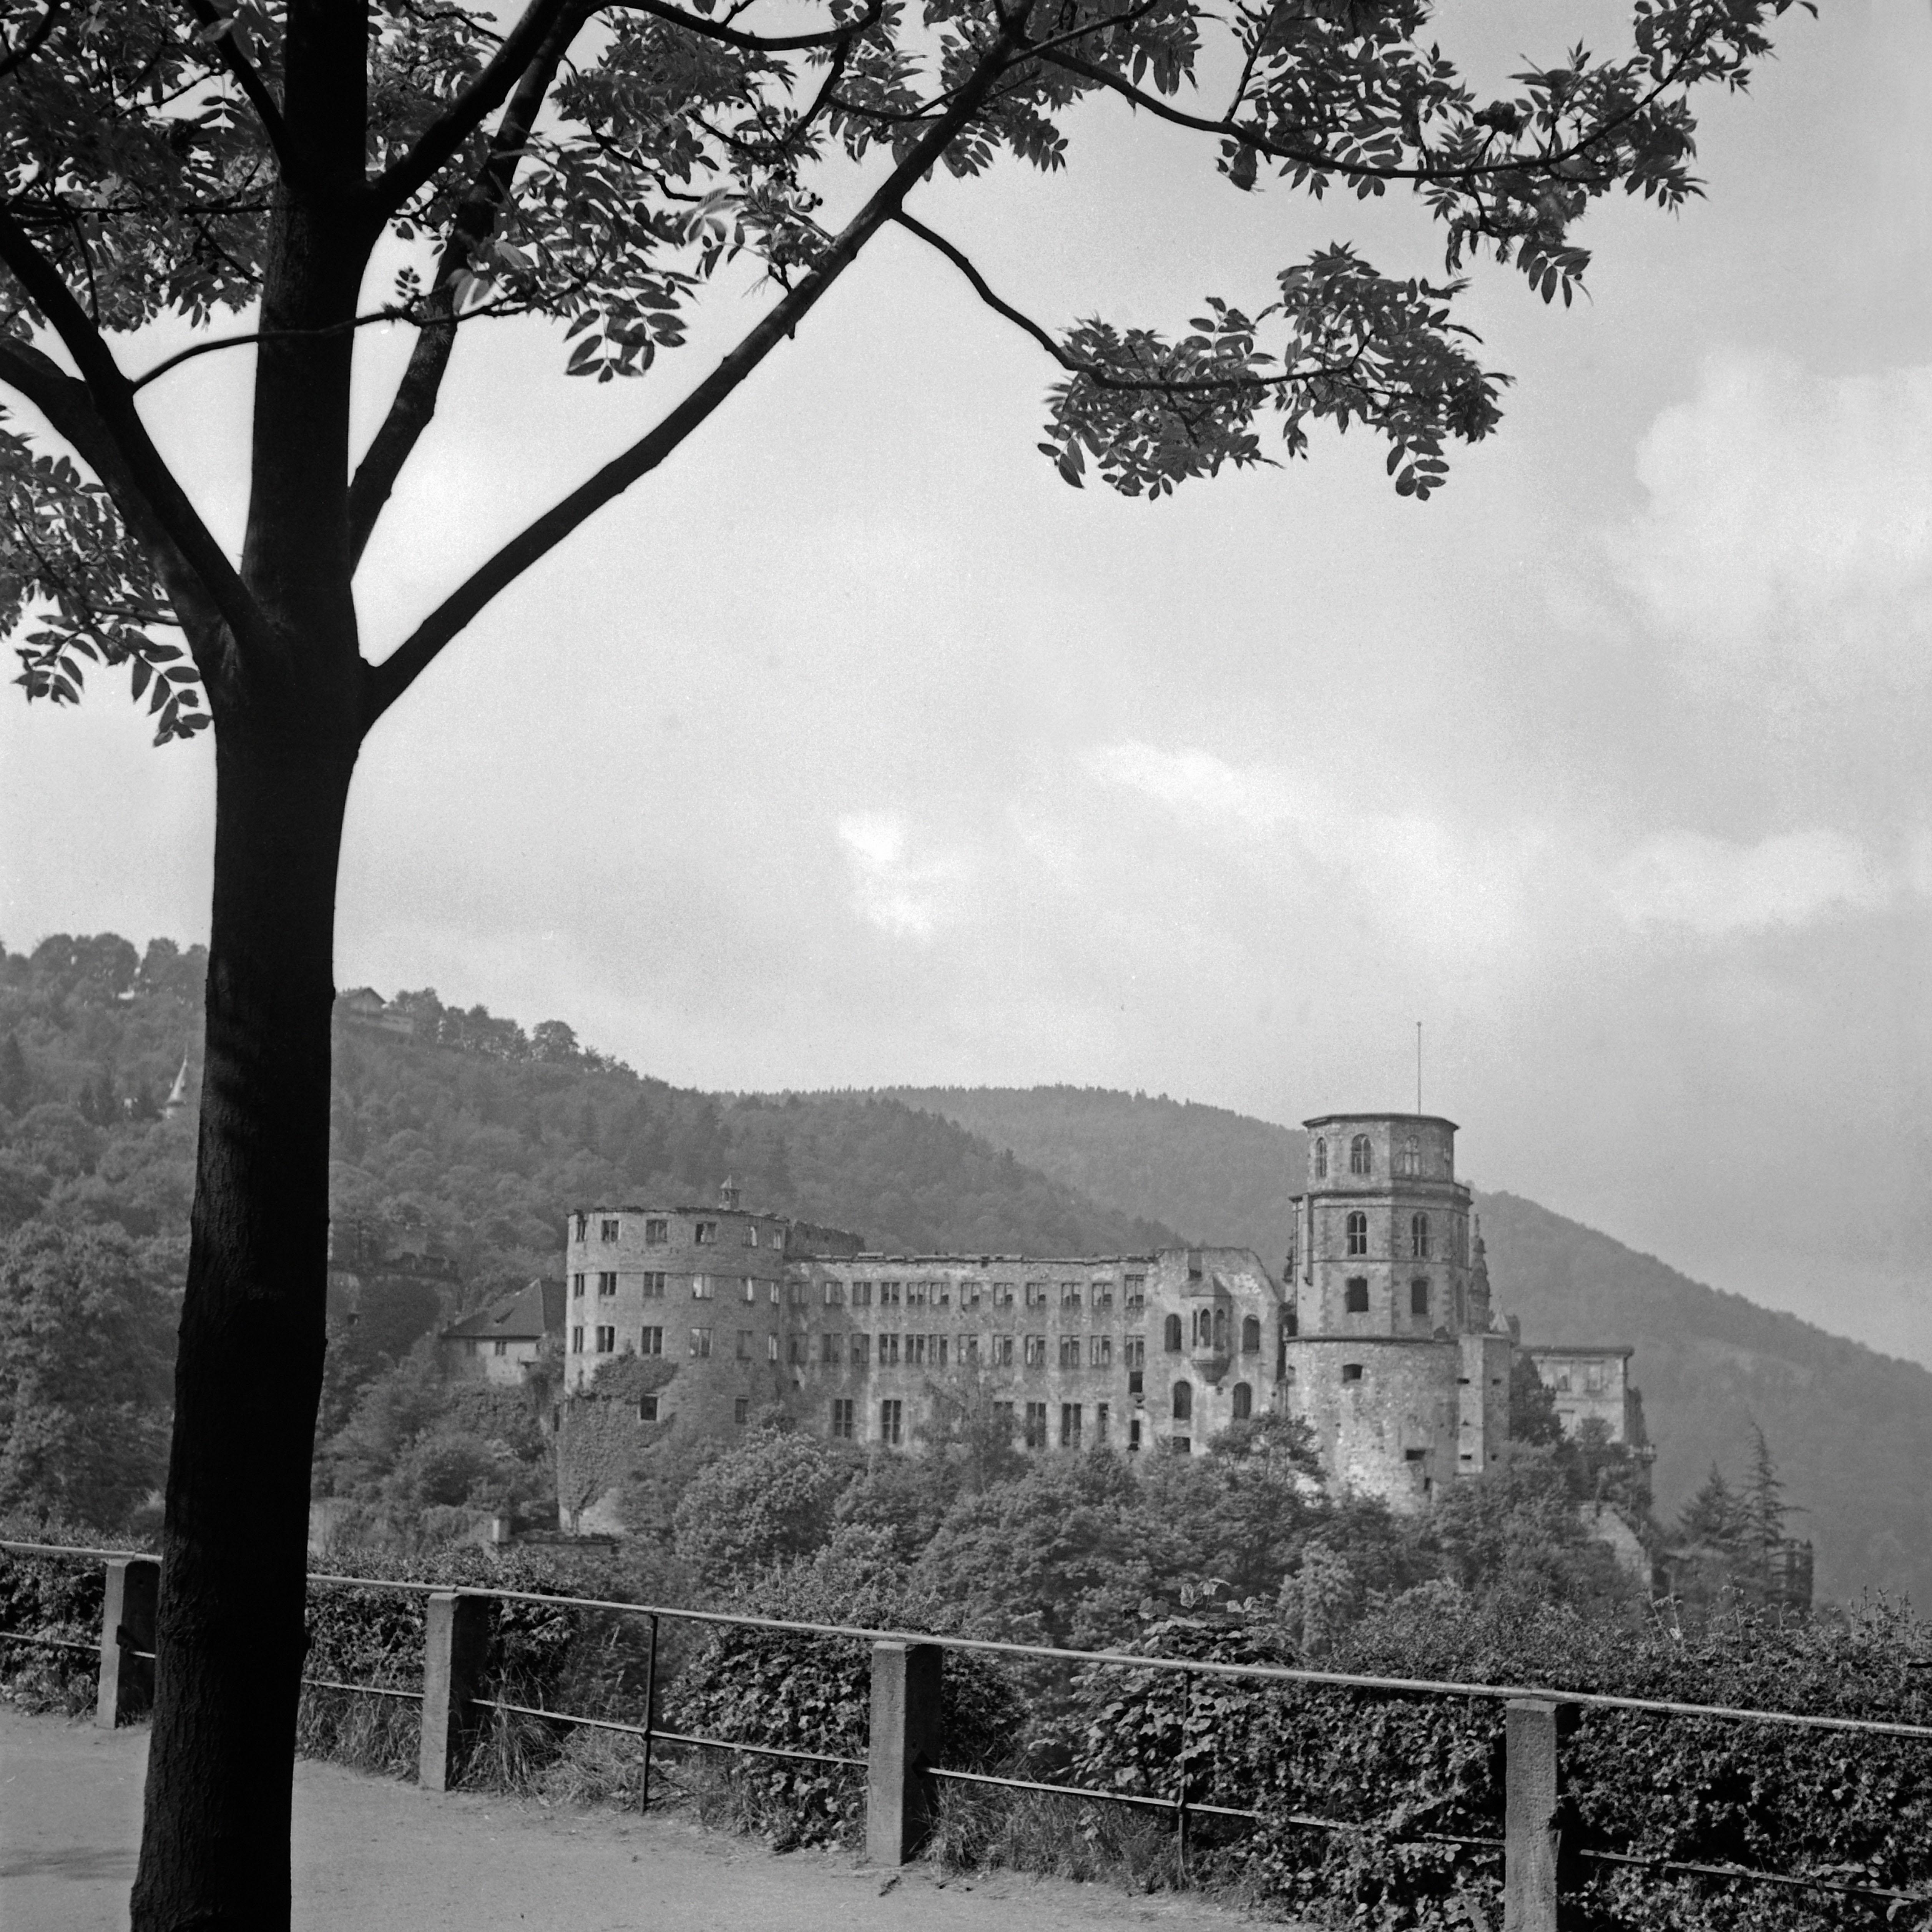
[852,1281,873,1308]
[692,1274,714,1300]
[910,1334,927,1366]
[1096,1402,1110,1444]
[1092,1282,1115,1310]
[1171,1436,1191,1455]
[1128,1417,1141,1452]
[907,1281,927,1307]
[734,1397,750,1424]
[992,1400,1015,1438]
[820,1333,842,1366]
[789,1334,806,1364]
[1124,1274,1146,1312]
[788,1281,806,1307]
[743,1277,757,1303]
[640,1393,660,1422]
[852,1333,871,1366]
[831,1398,855,1439]
[736,1329,753,1360]
[645,1218,668,1246]
[959,1334,980,1366]
[571,1272,585,1299]
[598,1271,617,1297]
[1060,1403,1082,1449]
[595,1325,615,1353]
[935,1335,949,1367]
[1090,1336,1113,1367]
[743,1223,758,1246]
[1344,1277,1369,1314]
[575,1213,588,1242]
[994,1282,1016,1307]
[1024,1401,1048,1449]
[962,1281,983,1309]
[694,1221,717,1246]
[767,1333,779,1362]
[1025,1334,1047,1367]
[690,1326,713,1358]
[880,1281,902,1307]
[493,1338,508,1357]
[1410,1279,1429,1316]
[996,1335,1015,1366]
[934,1281,951,1307]
[880,1399,903,1447]
[643,1272,666,1298]
[1025,1280,1048,1308]
[1586,1364,1607,1393]
[824,1280,844,1306]
[1341,1362,1363,1383]
[600,1218,620,1243]
[768,1281,782,1305]
[1061,1282,1081,1308]
[880,1333,900,1366]
[570,1326,584,1354]
[641,1326,663,1357]
[1058,1337,1080,1369]
[1125,1337,1145,1369]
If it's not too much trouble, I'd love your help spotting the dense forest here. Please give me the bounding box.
[882,1084,1932,1608]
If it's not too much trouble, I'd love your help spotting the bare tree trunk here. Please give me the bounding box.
[130,721,357,1932]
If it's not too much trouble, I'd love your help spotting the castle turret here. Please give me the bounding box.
[1283,1113,1508,1509]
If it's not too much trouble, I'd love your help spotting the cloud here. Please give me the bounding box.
[836,813,964,941]
[1606,828,1893,937]
[1611,352,1932,677]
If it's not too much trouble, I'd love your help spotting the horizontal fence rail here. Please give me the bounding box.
[3,1539,1929,1924]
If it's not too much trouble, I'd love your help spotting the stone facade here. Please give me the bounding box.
[440,1277,565,1385]
[1526,1345,1647,1449]
[558,1110,1636,1526]
[1281,1113,1508,1509]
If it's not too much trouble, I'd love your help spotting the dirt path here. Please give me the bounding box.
[1,1709,1272,1931]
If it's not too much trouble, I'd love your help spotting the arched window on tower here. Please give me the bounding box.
[1231,1382,1253,1421]
[1241,1315,1261,1354]
[1172,1381,1193,1422]
[1314,1138,1327,1179]
[1349,1134,1371,1175]
[1400,1135,1420,1176]
[1346,1211,1368,1257]
[1164,1313,1183,1353]
[1410,1212,1431,1259]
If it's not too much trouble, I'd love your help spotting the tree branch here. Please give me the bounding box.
[180,0,308,191]
[0,0,63,83]
[1038,46,1682,188]
[894,209,1308,396]
[361,0,581,218]
[0,337,231,676]
[0,204,267,662]
[131,306,430,391]
[348,0,586,565]
[364,27,1020,729]
[615,0,884,55]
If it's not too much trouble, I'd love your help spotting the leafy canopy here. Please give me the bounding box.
[0,0,1796,741]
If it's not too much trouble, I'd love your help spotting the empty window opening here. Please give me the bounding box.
[1345,1277,1370,1314]
[1164,1314,1183,1352]
[1341,1362,1364,1383]
[600,1218,620,1243]
[1024,1401,1049,1450]
[1231,1382,1253,1421]
[694,1221,716,1246]
[734,1397,749,1425]
[644,1219,668,1245]
[690,1327,712,1357]
[1241,1315,1261,1354]
[640,1394,660,1423]
[595,1326,615,1354]
[641,1326,663,1357]
[1060,1403,1083,1449]
[1314,1138,1327,1179]
[1172,1382,1193,1422]
[1410,1278,1430,1317]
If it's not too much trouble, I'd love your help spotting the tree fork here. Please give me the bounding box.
[131,724,358,1932]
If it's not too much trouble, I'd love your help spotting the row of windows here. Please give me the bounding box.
[572,1271,780,1302]
[817,1275,1147,1310]
[1337,1211,1438,1259]
[1339,1277,1436,1316]
[1159,1312,1264,1354]
[576,1213,777,1249]
[1312,1134,1444,1181]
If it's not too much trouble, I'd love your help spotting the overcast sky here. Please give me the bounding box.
[3,2,1929,1361]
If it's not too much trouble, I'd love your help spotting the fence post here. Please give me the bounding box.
[95,1556,159,1729]
[418,1590,490,1792]
[1503,1697,1572,1932]
[865,1639,942,1866]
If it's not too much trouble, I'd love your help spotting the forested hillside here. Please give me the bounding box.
[877,1084,1932,1610]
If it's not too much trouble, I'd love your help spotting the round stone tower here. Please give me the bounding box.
[1283,1113,1507,1508]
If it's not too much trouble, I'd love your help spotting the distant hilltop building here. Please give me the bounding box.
[335,987,418,1037]
[555,1114,1650,1532]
